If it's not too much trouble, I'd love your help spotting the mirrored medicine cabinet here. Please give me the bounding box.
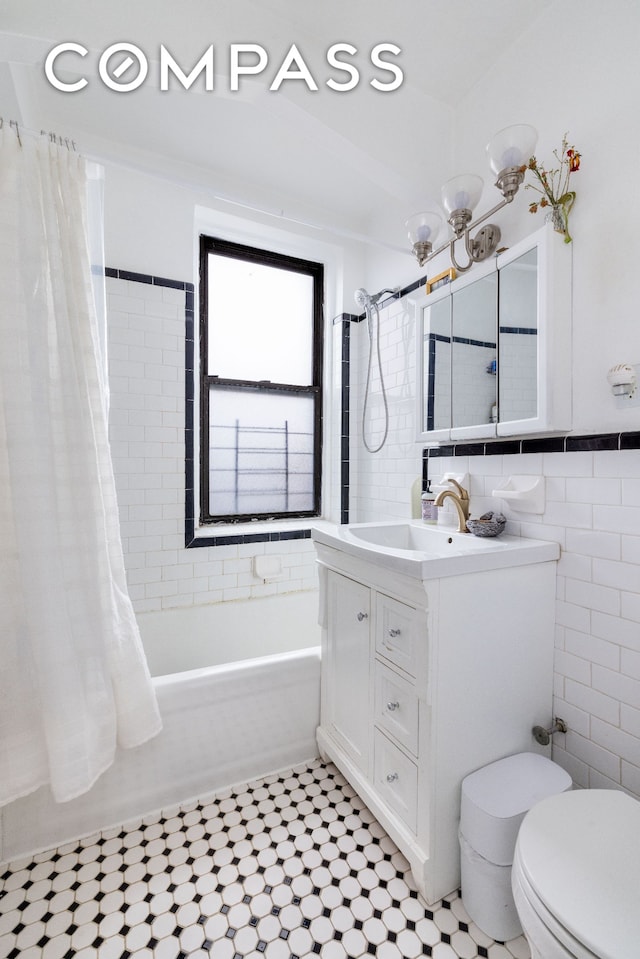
[413,223,572,444]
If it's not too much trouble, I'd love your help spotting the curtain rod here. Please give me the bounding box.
[0,117,77,151]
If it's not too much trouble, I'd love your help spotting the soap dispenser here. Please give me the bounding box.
[421,482,438,524]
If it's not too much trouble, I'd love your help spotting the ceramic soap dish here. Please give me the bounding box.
[466,511,506,538]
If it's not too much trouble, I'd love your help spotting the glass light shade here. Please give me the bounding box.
[441,174,483,215]
[405,211,442,245]
[486,123,538,175]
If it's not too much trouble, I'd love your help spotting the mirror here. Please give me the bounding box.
[416,224,571,442]
[451,272,497,430]
[422,292,451,433]
[498,247,538,422]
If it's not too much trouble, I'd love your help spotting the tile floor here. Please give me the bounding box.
[0,759,530,959]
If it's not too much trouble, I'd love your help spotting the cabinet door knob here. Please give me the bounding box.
[386,772,399,784]
[386,701,400,712]
[388,627,401,638]
[357,611,368,622]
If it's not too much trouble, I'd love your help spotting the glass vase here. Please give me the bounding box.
[546,193,575,243]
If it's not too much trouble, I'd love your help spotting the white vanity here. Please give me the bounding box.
[312,522,559,904]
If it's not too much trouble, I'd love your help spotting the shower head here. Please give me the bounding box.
[354,288,371,310]
[354,287,399,311]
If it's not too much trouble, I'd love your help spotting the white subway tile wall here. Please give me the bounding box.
[350,298,640,801]
[350,297,422,522]
[107,276,318,615]
[430,449,640,800]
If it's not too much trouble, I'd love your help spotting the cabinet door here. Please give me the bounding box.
[325,571,371,773]
[418,285,452,442]
[496,223,572,436]
[450,269,498,440]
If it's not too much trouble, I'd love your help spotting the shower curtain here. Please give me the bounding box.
[0,125,162,806]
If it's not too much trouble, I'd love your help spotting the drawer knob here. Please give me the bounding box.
[386,772,399,784]
[388,627,401,638]
[386,701,400,712]
[357,611,368,622]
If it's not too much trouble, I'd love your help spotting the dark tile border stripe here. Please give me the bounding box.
[499,326,537,335]
[340,316,351,524]
[424,431,640,460]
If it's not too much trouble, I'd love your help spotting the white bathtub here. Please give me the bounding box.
[138,590,321,676]
[0,592,321,863]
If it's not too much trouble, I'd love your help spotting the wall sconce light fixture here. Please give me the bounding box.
[406,124,538,274]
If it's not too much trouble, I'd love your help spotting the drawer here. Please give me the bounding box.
[375,593,420,675]
[374,660,419,756]
[374,729,418,833]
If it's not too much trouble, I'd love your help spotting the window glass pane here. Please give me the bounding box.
[208,387,315,517]
[207,254,313,384]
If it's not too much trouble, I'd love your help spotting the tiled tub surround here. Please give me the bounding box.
[348,295,423,525]
[106,270,319,616]
[0,759,531,959]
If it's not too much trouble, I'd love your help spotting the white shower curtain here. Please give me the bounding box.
[0,125,162,806]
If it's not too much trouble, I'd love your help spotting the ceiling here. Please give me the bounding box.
[0,1,552,234]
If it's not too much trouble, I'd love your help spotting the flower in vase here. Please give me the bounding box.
[526,133,581,242]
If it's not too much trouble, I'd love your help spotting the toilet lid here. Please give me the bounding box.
[516,789,640,959]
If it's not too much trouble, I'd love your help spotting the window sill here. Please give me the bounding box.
[186,517,334,548]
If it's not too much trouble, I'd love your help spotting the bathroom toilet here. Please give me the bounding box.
[512,788,640,959]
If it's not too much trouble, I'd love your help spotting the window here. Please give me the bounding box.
[199,235,324,524]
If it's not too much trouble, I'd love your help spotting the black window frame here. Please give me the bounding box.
[199,235,324,525]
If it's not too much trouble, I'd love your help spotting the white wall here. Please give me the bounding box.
[350,1,640,798]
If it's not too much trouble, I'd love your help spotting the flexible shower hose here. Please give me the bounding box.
[361,299,389,453]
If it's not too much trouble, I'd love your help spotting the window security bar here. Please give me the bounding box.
[209,420,314,514]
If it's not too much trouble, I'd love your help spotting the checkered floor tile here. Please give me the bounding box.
[0,759,530,958]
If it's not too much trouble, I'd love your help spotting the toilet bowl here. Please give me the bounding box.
[512,788,640,959]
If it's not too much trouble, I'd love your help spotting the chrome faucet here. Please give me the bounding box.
[433,479,470,533]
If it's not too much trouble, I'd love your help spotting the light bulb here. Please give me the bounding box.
[405,211,442,246]
[405,211,443,267]
[486,124,538,176]
[441,174,483,216]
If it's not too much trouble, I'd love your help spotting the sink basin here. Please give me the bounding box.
[350,523,492,552]
[312,521,559,579]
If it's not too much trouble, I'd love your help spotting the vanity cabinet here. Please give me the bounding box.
[315,543,558,905]
[415,222,572,443]
[323,571,371,771]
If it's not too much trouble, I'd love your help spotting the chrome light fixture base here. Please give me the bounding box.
[412,241,433,268]
[447,208,473,239]
[470,223,501,261]
[495,163,527,201]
